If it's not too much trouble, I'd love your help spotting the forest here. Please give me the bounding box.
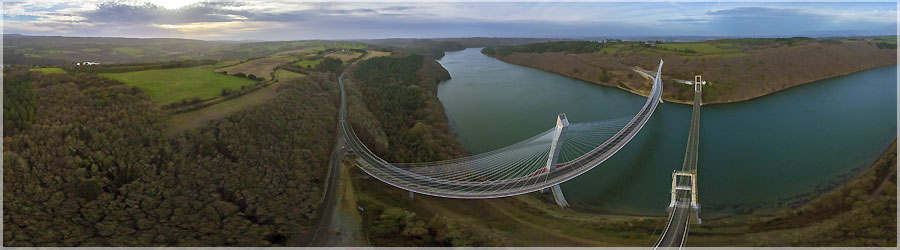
[483,40,607,57]
[345,54,466,163]
[3,67,339,246]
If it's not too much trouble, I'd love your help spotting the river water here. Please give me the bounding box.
[436,48,897,216]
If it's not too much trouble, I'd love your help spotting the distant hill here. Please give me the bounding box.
[3,35,561,65]
[355,37,563,58]
[3,35,237,65]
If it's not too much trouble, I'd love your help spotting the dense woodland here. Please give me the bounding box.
[3,67,339,246]
[345,54,466,163]
[342,54,504,246]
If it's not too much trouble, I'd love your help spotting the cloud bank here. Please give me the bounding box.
[2,1,896,40]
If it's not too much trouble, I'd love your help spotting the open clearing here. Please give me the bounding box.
[213,59,243,68]
[326,52,364,62]
[276,69,304,82]
[101,66,255,105]
[655,42,746,58]
[294,58,322,68]
[215,57,293,80]
[361,50,391,60]
[168,81,284,134]
[656,43,728,53]
[29,67,67,74]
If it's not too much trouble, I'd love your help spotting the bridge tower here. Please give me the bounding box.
[668,171,698,209]
[546,113,570,208]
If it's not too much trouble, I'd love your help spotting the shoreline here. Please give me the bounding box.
[434,51,897,219]
[487,51,896,106]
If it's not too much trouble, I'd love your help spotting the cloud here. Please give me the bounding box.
[2,1,896,40]
[702,6,896,36]
[659,18,709,23]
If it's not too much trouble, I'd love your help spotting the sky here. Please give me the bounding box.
[2,1,897,41]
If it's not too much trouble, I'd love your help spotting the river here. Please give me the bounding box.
[436,48,897,216]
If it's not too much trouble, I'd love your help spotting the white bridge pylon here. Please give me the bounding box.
[545,113,570,208]
[340,59,666,199]
[669,171,698,209]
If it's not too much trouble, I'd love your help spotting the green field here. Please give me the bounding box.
[29,68,67,74]
[101,66,255,104]
[213,59,243,68]
[657,43,728,53]
[276,69,304,82]
[81,48,102,53]
[294,58,322,68]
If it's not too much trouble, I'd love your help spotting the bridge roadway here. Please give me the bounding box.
[655,78,703,249]
[340,60,666,199]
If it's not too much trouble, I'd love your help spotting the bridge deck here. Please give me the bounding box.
[341,60,666,199]
[656,80,702,249]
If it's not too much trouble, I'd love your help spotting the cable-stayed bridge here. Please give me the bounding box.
[338,60,665,199]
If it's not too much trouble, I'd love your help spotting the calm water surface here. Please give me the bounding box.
[436,48,897,215]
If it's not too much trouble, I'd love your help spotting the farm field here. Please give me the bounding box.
[168,81,285,134]
[213,59,243,68]
[294,58,322,68]
[361,50,391,60]
[276,69,304,82]
[101,66,255,105]
[326,52,364,62]
[29,67,67,74]
[653,42,746,58]
[215,57,293,80]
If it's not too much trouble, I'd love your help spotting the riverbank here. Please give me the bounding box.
[348,139,896,246]
[483,39,896,105]
[342,47,895,246]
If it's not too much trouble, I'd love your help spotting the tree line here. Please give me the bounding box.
[347,54,466,163]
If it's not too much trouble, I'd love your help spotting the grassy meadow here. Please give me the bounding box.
[294,58,322,68]
[276,69,304,82]
[215,57,293,80]
[362,50,391,60]
[101,66,255,104]
[29,67,67,74]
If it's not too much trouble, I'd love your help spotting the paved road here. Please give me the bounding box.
[306,59,360,246]
[655,80,702,249]
[307,135,346,246]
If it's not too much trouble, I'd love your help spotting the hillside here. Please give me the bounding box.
[483,37,897,104]
[3,66,339,246]
[343,53,466,163]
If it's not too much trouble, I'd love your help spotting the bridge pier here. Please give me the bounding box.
[545,113,570,208]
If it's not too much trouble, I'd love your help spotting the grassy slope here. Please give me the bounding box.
[101,66,255,105]
[276,69,304,82]
[326,52,364,62]
[294,58,322,68]
[216,57,293,80]
[361,51,391,60]
[29,68,67,74]
[167,81,283,134]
